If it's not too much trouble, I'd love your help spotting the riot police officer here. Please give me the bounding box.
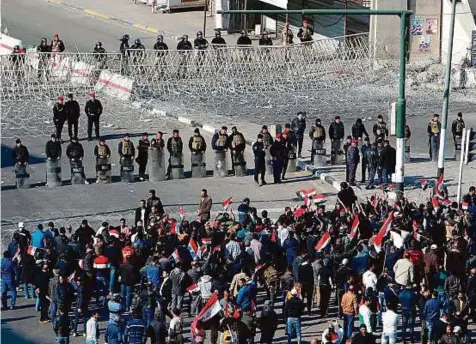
[136,133,150,181]
[153,35,168,57]
[166,130,184,179]
[329,116,345,155]
[373,115,388,142]
[84,92,103,141]
[237,30,252,45]
[151,131,165,150]
[229,126,246,172]
[66,137,88,184]
[260,125,274,150]
[93,41,107,66]
[211,30,226,46]
[253,134,266,186]
[452,112,465,148]
[37,38,51,81]
[177,34,193,50]
[65,93,81,141]
[259,31,273,46]
[53,96,66,143]
[291,112,307,158]
[427,114,441,161]
[189,128,207,155]
[194,31,209,50]
[94,137,111,183]
[45,134,62,162]
[177,35,193,78]
[118,133,135,174]
[309,118,326,163]
[119,34,130,58]
[211,126,230,152]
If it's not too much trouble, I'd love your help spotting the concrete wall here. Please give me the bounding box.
[369,0,407,61]
[408,0,442,63]
[441,0,476,66]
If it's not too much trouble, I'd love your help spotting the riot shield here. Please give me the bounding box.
[213,151,228,178]
[191,152,206,178]
[46,159,62,187]
[121,157,134,183]
[70,160,84,185]
[265,148,273,175]
[148,149,166,182]
[232,150,247,177]
[96,157,112,184]
[170,154,184,180]
[15,163,30,189]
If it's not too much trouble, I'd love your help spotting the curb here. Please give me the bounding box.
[45,0,178,39]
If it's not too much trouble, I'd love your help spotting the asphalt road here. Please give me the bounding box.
[2,0,158,51]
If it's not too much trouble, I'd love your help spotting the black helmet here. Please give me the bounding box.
[13,45,20,51]
[121,34,130,41]
[157,34,163,41]
[241,30,246,35]
[96,41,102,47]
[41,37,47,43]
[135,38,141,45]
[182,34,188,40]
[215,30,221,36]
[197,31,203,36]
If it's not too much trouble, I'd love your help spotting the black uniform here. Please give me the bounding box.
[188,134,207,154]
[346,145,360,185]
[237,36,252,45]
[194,38,209,50]
[360,142,371,183]
[93,46,107,62]
[166,137,184,177]
[211,36,226,46]
[270,140,285,184]
[65,99,81,139]
[37,43,51,80]
[137,138,150,179]
[84,99,103,140]
[153,42,169,57]
[66,141,86,179]
[252,141,266,184]
[120,41,130,58]
[45,140,62,160]
[53,102,67,140]
[452,118,466,146]
[373,121,389,142]
[176,40,192,78]
[297,27,314,43]
[12,145,29,164]
[291,117,306,157]
[259,36,273,46]
[177,41,193,50]
[329,121,345,153]
[351,121,369,140]
[229,131,246,171]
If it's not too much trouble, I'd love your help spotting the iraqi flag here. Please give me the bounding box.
[202,237,212,246]
[222,196,233,210]
[171,249,182,263]
[413,231,422,242]
[293,207,306,218]
[188,238,199,259]
[421,179,429,191]
[169,219,177,235]
[178,205,185,221]
[314,231,331,252]
[313,194,327,204]
[462,201,469,210]
[432,196,440,209]
[186,284,200,293]
[371,212,393,253]
[191,291,222,337]
[348,215,359,240]
[297,187,316,200]
[436,174,444,197]
[27,246,36,256]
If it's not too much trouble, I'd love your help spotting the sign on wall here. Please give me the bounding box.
[411,18,423,35]
[425,18,438,35]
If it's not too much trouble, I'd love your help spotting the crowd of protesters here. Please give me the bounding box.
[2,182,476,344]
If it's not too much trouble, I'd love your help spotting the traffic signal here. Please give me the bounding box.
[466,128,476,163]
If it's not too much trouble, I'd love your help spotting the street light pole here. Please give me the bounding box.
[437,0,458,178]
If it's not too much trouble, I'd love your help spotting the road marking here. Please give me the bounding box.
[46,0,64,4]
[133,23,147,30]
[83,9,110,20]
[145,26,159,34]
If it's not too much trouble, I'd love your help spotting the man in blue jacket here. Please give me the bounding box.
[399,283,418,343]
[236,275,257,312]
[1,251,17,310]
[124,310,147,344]
[105,315,123,344]
[423,290,443,342]
[32,224,46,248]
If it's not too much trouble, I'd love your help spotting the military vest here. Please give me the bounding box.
[191,136,203,150]
[217,134,227,147]
[171,138,183,154]
[122,141,134,156]
[313,126,324,140]
[430,121,440,134]
[263,133,272,148]
[151,138,164,150]
[232,133,244,148]
[97,144,107,157]
[455,120,464,134]
[376,122,387,136]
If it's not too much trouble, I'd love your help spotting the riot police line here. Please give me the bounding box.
[10,125,294,188]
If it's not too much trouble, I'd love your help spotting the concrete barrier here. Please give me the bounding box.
[95,70,134,101]
[0,34,22,55]
[71,60,94,86]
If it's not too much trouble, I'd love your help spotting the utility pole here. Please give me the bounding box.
[437,0,458,177]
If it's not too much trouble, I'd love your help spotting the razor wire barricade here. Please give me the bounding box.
[1,33,370,102]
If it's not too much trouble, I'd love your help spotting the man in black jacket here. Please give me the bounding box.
[54,306,72,343]
[12,139,29,165]
[64,93,80,140]
[135,200,150,228]
[66,137,88,183]
[378,140,396,185]
[53,96,66,142]
[291,112,306,158]
[270,134,285,184]
[148,310,168,344]
[298,256,314,315]
[147,190,164,215]
[45,134,62,161]
[284,288,304,344]
[329,116,345,155]
[252,134,267,186]
[84,92,103,141]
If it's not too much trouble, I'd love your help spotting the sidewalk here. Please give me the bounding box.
[301,156,474,204]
